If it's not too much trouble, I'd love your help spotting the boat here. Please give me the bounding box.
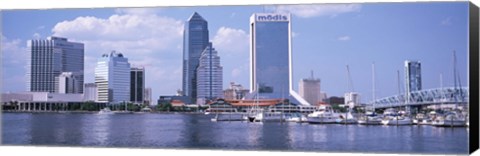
[413,113,432,125]
[98,107,114,115]
[357,63,382,125]
[247,84,263,122]
[381,115,413,126]
[336,111,357,124]
[284,113,305,122]
[358,112,383,125]
[431,112,466,127]
[306,105,339,124]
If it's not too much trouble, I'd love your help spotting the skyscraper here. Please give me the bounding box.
[130,67,145,104]
[299,73,321,105]
[249,13,309,105]
[95,51,131,103]
[405,60,422,96]
[27,36,84,93]
[196,42,223,104]
[144,87,152,105]
[182,12,210,103]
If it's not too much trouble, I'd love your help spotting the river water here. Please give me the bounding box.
[1,112,469,154]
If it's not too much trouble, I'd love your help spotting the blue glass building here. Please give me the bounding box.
[249,13,309,105]
[405,60,422,94]
[182,12,210,103]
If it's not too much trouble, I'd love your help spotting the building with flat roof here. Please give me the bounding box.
[84,83,97,102]
[95,51,131,103]
[130,67,145,104]
[405,60,422,95]
[299,72,321,105]
[249,13,308,105]
[27,36,84,93]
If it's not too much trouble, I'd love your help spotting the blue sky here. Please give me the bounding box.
[1,2,469,103]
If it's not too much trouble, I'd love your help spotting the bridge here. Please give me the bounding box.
[368,87,469,109]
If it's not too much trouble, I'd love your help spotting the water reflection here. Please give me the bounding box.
[1,113,469,154]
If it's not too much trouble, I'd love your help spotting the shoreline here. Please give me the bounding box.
[1,110,206,114]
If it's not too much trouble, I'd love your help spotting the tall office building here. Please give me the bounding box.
[196,42,223,104]
[405,60,422,96]
[130,67,145,104]
[249,13,308,105]
[84,83,97,102]
[27,36,84,93]
[299,73,321,105]
[182,12,210,103]
[95,51,131,103]
[56,72,79,94]
[144,87,152,105]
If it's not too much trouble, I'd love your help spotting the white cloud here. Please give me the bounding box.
[441,17,452,25]
[268,4,361,18]
[1,35,28,92]
[212,27,250,88]
[115,8,163,15]
[51,12,185,97]
[212,27,249,55]
[33,33,41,39]
[338,35,351,41]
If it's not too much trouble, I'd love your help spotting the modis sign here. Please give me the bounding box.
[256,14,289,22]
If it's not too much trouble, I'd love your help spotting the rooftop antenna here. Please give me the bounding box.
[310,70,314,79]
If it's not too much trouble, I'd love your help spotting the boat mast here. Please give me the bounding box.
[372,62,376,111]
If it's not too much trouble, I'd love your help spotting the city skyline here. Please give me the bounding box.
[1,2,469,103]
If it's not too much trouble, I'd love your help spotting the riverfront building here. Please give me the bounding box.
[299,73,321,105]
[56,72,79,94]
[130,67,145,104]
[223,82,250,100]
[196,43,223,105]
[95,51,131,103]
[144,88,152,105]
[182,12,210,103]
[84,83,97,102]
[405,60,422,97]
[27,36,84,93]
[249,13,308,105]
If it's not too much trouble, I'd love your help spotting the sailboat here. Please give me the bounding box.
[247,84,263,122]
[336,65,358,124]
[358,63,382,125]
[431,51,467,127]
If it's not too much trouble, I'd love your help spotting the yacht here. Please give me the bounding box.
[431,112,466,127]
[358,112,382,125]
[284,113,306,122]
[306,105,339,124]
[98,107,114,115]
[413,113,432,125]
[381,115,413,126]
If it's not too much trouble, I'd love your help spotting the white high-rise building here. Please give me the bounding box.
[27,36,84,93]
[144,88,152,105]
[196,42,223,105]
[84,83,97,102]
[299,73,320,105]
[95,51,131,103]
[344,92,360,108]
[57,72,79,94]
